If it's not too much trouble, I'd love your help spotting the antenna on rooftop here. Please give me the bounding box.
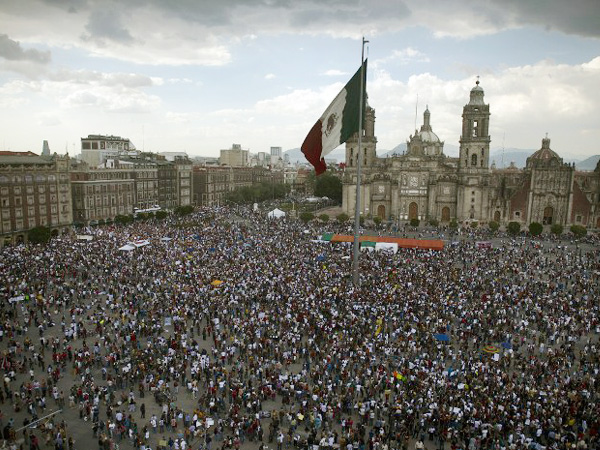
[501,132,505,168]
[414,94,418,132]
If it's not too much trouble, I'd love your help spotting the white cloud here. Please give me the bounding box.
[60,85,161,113]
[0,0,598,158]
[47,69,159,88]
[1,0,597,70]
[35,112,62,127]
[0,34,51,63]
[136,56,600,156]
[167,78,193,84]
[373,47,430,67]
[323,69,348,76]
[367,57,600,155]
[1,69,162,115]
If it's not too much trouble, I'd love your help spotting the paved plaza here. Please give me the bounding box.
[1,207,599,450]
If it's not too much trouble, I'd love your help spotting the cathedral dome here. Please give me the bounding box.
[471,82,484,93]
[406,107,444,157]
[526,136,563,168]
[418,129,441,143]
[417,107,441,143]
[468,79,485,105]
[529,136,560,161]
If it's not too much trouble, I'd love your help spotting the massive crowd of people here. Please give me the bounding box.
[0,206,599,450]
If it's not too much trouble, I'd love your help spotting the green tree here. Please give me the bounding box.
[299,212,314,223]
[529,222,543,237]
[225,189,245,204]
[410,218,420,227]
[507,221,521,235]
[449,219,458,230]
[550,223,563,236]
[225,181,289,205]
[314,172,342,203]
[470,221,478,228]
[488,221,500,233]
[336,213,350,224]
[373,216,382,227]
[115,214,133,225]
[428,218,439,227]
[319,214,329,223]
[174,205,194,216]
[570,224,587,238]
[98,219,106,226]
[28,226,51,244]
[155,210,168,220]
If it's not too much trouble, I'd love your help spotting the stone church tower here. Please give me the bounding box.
[456,80,494,221]
[345,103,377,169]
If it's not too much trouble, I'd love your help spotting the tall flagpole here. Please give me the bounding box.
[352,37,368,286]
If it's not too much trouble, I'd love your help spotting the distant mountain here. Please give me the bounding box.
[576,155,600,171]
[489,149,533,168]
[283,147,346,164]
[488,148,593,169]
[284,145,598,169]
[285,142,459,163]
[283,147,303,163]
[379,143,407,158]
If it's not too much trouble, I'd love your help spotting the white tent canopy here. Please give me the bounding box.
[375,242,398,253]
[267,208,285,219]
[118,244,136,252]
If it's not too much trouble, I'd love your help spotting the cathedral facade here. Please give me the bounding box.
[341,81,600,229]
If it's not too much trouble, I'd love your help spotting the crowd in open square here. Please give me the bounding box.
[0,207,599,450]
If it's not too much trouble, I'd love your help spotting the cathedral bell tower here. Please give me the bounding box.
[459,79,491,171]
[345,102,377,168]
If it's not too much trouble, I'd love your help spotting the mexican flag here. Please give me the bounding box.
[301,59,367,175]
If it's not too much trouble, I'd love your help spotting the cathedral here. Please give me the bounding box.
[341,81,600,229]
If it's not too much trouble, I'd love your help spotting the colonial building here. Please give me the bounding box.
[192,166,284,207]
[0,151,72,246]
[102,153,193,211]
[173,157,193,207]
[1,146,193,240]
[70,163,136,225]
[342,81,599,229]
[81,134,136,167]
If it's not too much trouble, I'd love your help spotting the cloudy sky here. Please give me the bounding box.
[1,0,599,161]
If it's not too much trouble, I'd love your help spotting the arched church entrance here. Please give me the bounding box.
[408,202,418,221]
[441,207,450,222]
[543,207,554,225]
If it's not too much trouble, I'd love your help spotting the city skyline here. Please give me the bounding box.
[1,0,599,159]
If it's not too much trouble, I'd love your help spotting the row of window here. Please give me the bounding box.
[1,194,68,207]
[80,206,128,219]
[73,184,133,195]
[1,205,66,219]
[0,174,68,183]
[1,217,57,231]
[0,185,68,196]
